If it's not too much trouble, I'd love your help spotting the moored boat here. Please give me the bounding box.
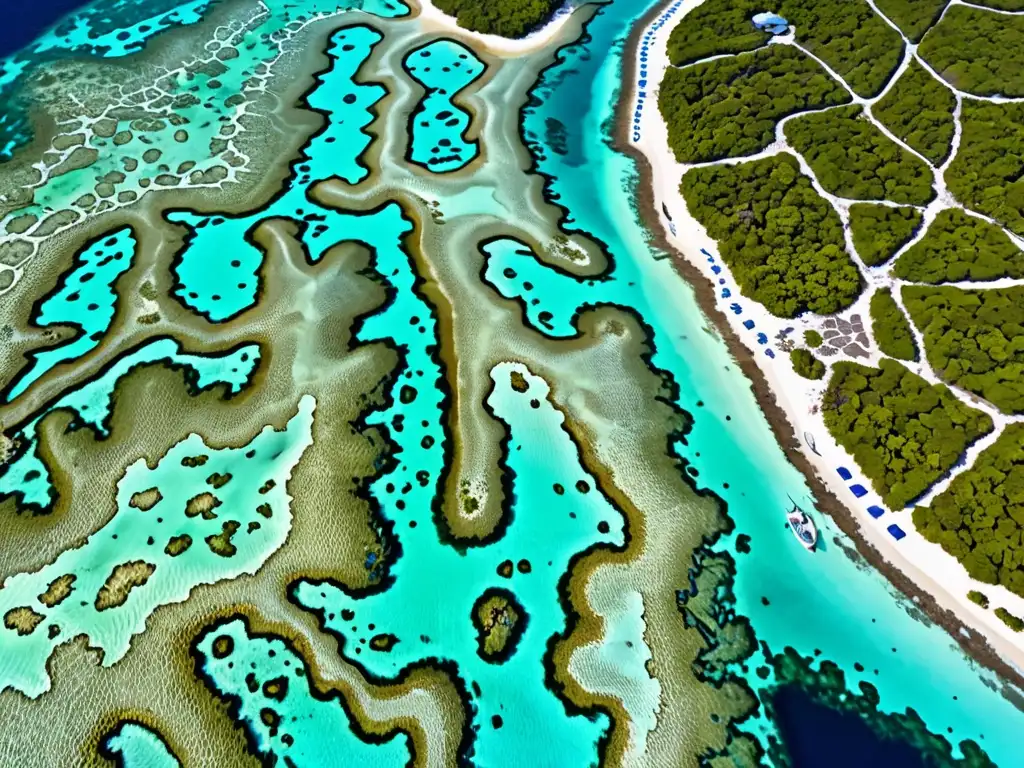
[787,503,818,551]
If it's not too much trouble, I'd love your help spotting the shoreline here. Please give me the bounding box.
[612,0,1024,698]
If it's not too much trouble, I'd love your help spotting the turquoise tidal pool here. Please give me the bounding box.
[167,24,388,322]
[0,338,260,512]
[294,361,619,765]
[195,616,411,766]
[5,226,135,401]
[403,39,485,172]
[102,721,182,768]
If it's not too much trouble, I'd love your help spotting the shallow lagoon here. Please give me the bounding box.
[403,39,484,172]
[5,226,135,401]
[168,24,389,322]
[2,0,1024,763]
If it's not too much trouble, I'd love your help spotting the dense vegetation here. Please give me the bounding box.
[870,288,918,361]
[903,285,1024,413]
[785,106,935,205]
[681,154,862,317]
[432,0,560,38]
[848,203,922,266]
[791,348,826,379]
[805,329,823,348]
[945,101,1024,237]
[914,424,1024,597]
[658,45,849,164]
[893,209,1024,283]
[665,0,770,66]
[918,5,1024,98]
[970,0,1024,9]
[872,59,956,165]
[665,0,904,97]
[874,0,948,42]
[822,358,993,509]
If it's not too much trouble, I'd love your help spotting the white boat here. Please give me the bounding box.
[787,503,818,551]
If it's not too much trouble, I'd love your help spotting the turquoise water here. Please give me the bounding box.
[3,0,410,234]
[194,617,411,766]
[0,393,313,698]
[102,721,181,768]
[191,194,617,763]
[0,0,220,160]
[0,338,259,512]
[516,0,1024,761]
[3,0,1024,763]
[167,25,389,322]
[403,40,485,172]
[294,362,618,765]
[5,227,135,401]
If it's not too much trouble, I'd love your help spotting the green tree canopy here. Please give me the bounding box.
[658,45,849,164]
[665,0,903,97]
[919,5,1024,98]
[681,154,862,317]
[873,0,948,42]
[871,288,919,361]
[893,209,1024,283]
[873,59,956,165]
[915,423,1024,600]
[785,105,935,205]
[904,284,1024,413]
[849,203,922,266]
[945,101,1024,237]
[823,358,993,508]
[432,0,560,38]
[791,347,826,379]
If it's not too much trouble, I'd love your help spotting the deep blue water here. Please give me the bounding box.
[0,0,93,59]
[772,687,929,768]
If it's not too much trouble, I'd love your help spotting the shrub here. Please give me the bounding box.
[915,424,1024,597]
[804,329,823,348]
[849,203,922,267]
[872,59,956,164]
[665,0,770,67]
[791,348,826,379]
[785,105,935,206]
[893,209,1024,283]
[967,590,989,608]
[658,45,849,164]
[997,607,1024,632]
[870,288,918,361]
[969,0,1024,8]
[822,358,993,509]
[681,153,862,317]
[903,285,1024,414]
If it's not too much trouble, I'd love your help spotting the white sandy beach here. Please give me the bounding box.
[629,0,1024,673]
